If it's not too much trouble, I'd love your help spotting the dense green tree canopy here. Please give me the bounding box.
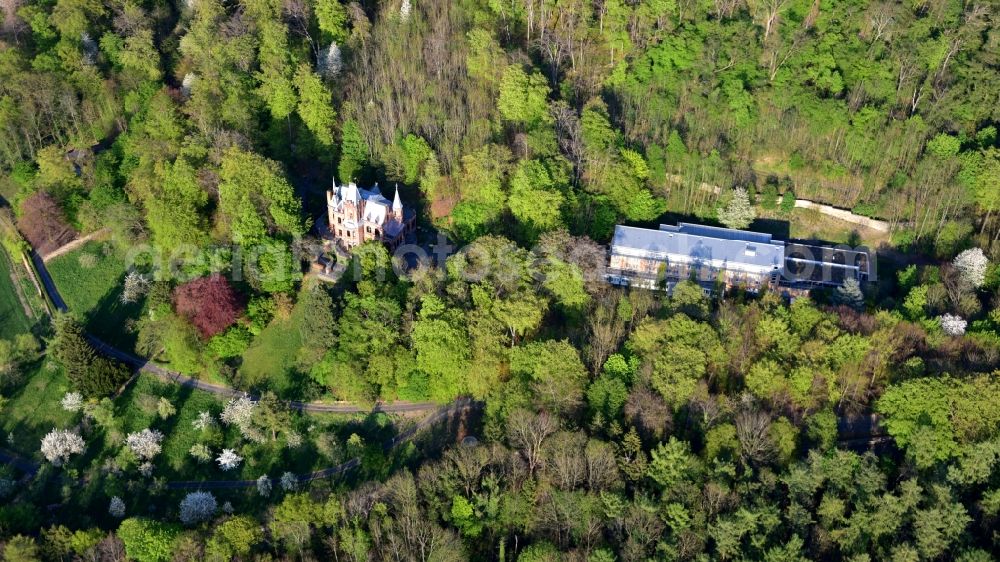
[4,0,1000,559]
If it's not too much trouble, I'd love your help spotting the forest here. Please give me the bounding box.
[1,0,1000,560]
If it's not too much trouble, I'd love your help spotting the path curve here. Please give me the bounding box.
[31,245,444,415]
[87,335,441,414]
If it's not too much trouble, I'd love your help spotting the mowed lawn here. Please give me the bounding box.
[2,368,371,501]
[0,362,79,460]
[0,248,33,339]
[112,375,364,481]
[46,240,142,350]
[240,315,303,396]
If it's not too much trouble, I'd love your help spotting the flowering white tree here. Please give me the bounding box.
[80,32,97,64]
[717,187,756,230]
[61,392,83,412]
[317,42,343,79]
[221,395,254,425]
[181,72,197,97]
[221,395,264,442]
[399,0,411,21]
[192,411,216,431]
[285,430,302,449]
[953,248,989,288]
[109,496,126,518]
[280,472,298,491]
[120,271,151,304]
[126,428,164,460]
[217,448,243,471]
[179,491,217,525]
[256,475,272,496]
[940,313,968,336]
[40,429,85,466]
[833,278,865,310]
[138,462,155,477]
[222,395,266,443]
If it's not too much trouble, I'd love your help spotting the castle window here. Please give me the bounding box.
[374,229,380,237]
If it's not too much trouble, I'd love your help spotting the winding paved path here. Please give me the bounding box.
[87,335,440,413]
[10,243,485,484]
[31,246,442,414]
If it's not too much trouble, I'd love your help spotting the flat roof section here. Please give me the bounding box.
[612,224,785,270]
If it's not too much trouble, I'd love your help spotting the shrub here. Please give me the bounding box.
[852,202,878,218]
[172,275,244,339]
[760,183,778,210]
[779,190,796,214]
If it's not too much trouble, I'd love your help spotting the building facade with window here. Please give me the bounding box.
[607,222,874,292]
[327,181,416,250]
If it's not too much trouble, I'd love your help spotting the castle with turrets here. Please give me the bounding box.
[326,180,416,250]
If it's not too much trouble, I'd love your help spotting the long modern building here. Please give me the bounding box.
[607,222,874,292]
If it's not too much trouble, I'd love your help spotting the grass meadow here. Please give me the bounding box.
[0,247,35,339]
[46,240,142,350]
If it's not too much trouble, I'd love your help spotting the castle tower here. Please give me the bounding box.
[392,184,403,219]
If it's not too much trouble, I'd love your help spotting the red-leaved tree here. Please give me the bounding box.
[172,275,245,339]
[18,191,76,255]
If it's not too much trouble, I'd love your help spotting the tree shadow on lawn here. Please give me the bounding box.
[0,361,77,460]
[9,378,203,528]
[82,272,143,353]
[57,380,209,523]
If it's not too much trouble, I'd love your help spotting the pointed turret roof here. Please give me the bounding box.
[393,184,403,211]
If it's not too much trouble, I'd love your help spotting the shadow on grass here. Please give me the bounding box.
[0,360,76,460]
[83,272,143,353]
[751,218,792,241]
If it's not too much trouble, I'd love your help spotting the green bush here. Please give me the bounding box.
[851,202,878,218]
[117,518,181,562]
[779,190,796,214]
[760,183,778,210]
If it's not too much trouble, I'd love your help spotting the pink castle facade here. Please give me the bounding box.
[327,180,415,250]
